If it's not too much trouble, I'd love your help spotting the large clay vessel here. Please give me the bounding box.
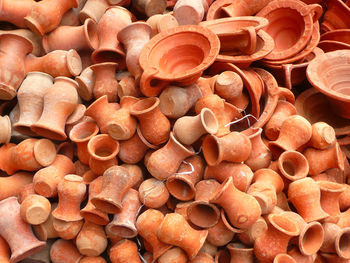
[0,0,35,27]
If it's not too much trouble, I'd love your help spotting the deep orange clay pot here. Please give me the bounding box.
[158,213,208,260]
[25,49,82,78]
[138,178,169,208]
[106,188,141,238]
[31,77,79,141]
[157,247,188,263]
[288,177,329,223]
[136,209,172,260]
[92,6,134,65]
[87,134,119,175]
[14,72,53,136]
[202,131,252,166]
[33,155,75,198]
[24,0,79,36]
[0,0,35,27]
[254,213,300,263]
[173,0,213,25]
[166,155,204,201]
[146,13,179,37]
[132,0,167,17]
[210,176,261,229]
[109,239,141,263]
[80,256,106,263]
[277,150,309,182]
[207,216,235,247]
[0,115,10,145]
[42,18,99,52]
[322,0,350,32]
[139,25,220,97]
[53,217,83,240]
[75,67,94,101]
[237,217,268,246]
[225,243,254,263]
[0,172,32,201]
[309,122,336,150]
[321,223,350,259]
[32,203,59,241]
[91,165,134,214]
[130,97,170,145]
[0,34,33,100]
[20,194,51,225]
[76,221,107,257]
[50,239,83,263]
[79,0,109,23]
[146,132,195,180]
[0,197,46,263]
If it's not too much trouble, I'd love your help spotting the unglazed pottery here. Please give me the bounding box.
[310,122,336,150]
[76,221,107,257]
[132,0,167,17]
[146,13,179,37]
[50,239,83,263]
[173,0,213,25]
[0,172,32,201]
[322,0,350,32]
[20,194,51,225]
[79,0,109,23]
[139,25,220,97]
[277,150,309,182]
[0,0,35,27]
[75,67,94,101]
[109,239,142,263]
[157,247,188,263]
[139,178,169,208]
[321,223,350,259]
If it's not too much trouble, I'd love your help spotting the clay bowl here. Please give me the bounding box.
[321,29,350,43]
[321,0,350,32]
[318,40,350,52]
[307,50,350,119]
[295,88,350,136]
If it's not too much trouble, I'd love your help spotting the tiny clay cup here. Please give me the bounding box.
[138,178,169,208]
[309,122,336,150]
[207,216,235,247]
[146,13,179,37]
[277,150,309,182]
[139,25,220,97]
[237,217,268,246]
[157,247,188,263]
[14,72,54,136]
[50,239,83,263]
[0,0,35,27]
[0,115,10,145]
[75,67,94,101]
[318,181,346,220]
[79,0,109,23]
[32,203,59,241]
[20,194,51,225]
[31,77,79,141]
[132,0,167,17]
[173,0,213,25]
[109,239,141,263]
[0,197,46,263]
[321,223,350,259]
[76,221,107,257]
[226,243,254,263]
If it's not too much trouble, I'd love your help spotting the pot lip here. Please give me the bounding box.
[206,0,234,20]
[117,21,152,43]
[335,227,350,259]
[66,49,83,76]
[129,97,159,116]
[87,134,120,161]
[169,132,196,156]
[299,221,324,255]
[268,213,300,237]
[220,208,245,233]
[321,28,350,42]
[166,175,196,201]
[202,134,222,166]
[278,150,309,181]
[226,242,254,252]
[318,40,350,53]
[307,50,350,102]
[136,125,159,150]
[200,108,219,135]
[83,18,99,50]
[187,200,220,228]
[139,25,220,81]
[69,120,99,143]
[316,180,347,193]
[106,222,138,239]
[90,62,119,72]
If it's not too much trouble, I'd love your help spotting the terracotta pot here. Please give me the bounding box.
[309,122,336,150]
[321,29,350,43]
[120,164,144,190]
[277,150,309,181]
[52,174,86,222]
[87,134,119,175]
[132,0,167,17]
[338,208,350,228]
[166,156,204,201]
[207,217,235,247]
[287,247,315,263]
[254,213,300,262]
[109,239,142,263]
[60,0,87,26]
[303,143,344,176]
[139,178,169,208]
[139,25,220,97]
[31,77,78,141]
[288,177,329,222]
[130,97,170,145]
[210,176,261,229]
[202,131,252,166]
[173,0,213,25]
[32,203,59,241]
[257,0,322,61]
[118,74,141,99]
[318,181,346,219]
[80,257,106,263]
[0,172,32,201]
[90,62,118,102]
[204,162,253,192]
[79,0,109,23]
[18,183,35,204]
[321,223,350,259]
[91,6,134,65]
[146,14,179,37]
[340,184,350,211]
[191,252,214,263]
[50,239,83,263]
[136,209,172,260]
[76,221,107,257]
[0,34,33,100]
[14,72,53,136]
[118,22,152,80]
[42,18,99,52]
[25,50,82,78]
[146,132,195,180]
[158,213,208,260]
[196,75,216,96]
[53,218,83,240]
[91,165,133,213]
[20,194,51,225]
[221,243,254,263]
[33,155,75,198]
[268,115,312,157]
[75,67,94,101]
[157,247,188,263]
[0,0,35,28]
[322,0,350,32]
[0,197,46,263]
[0,115,10,145]
[237,217,268,246]
[274,253,297,263]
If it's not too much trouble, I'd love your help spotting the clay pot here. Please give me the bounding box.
[166,155,204,201]
[287,247,315,263]
[0,34,33,100]
[121,164,144,189]
[136,209,172,260]
[303,143,344,176]
[139,178,169,208]
[109,239,141,263]
[33,155,75,198]
[237,217,268,246]
[139,25,220,97]
[0,197,46,263]
[146,132,195,180]
[0,172,32,201]
[42,18,99,52]
[80,257,106,263]
[268,115,312,157]
[224,243,254,263]
[204,162,253,192]
[106,188,141,238]
[79,0,109,23]
[117,22,152,80]
[173,108,218,145]
[31,77,78,141]
[75,67,94,101]
[340,185,350,211]
[52,174,86,222]
[288,177,329,222]
[24,0,78,36]
[210,176,261,229]
[130,97,170,145]
[310,122,336,150]
[18,183,35,204]
[87,134,119,175]
[32,203,59,241]
[91,6,134,64]
[321,223,350,259]
[60,0,87,26]
[173,0,213,25]
[50,239,83,263]
[196,75,216,96]
[322,0,350,32]
[274,253,297,263]
[91,165,133,213]
[254,213,300,262]
[14,72,54,136]
[158,247,188,263]
[53,218,83,240]
[257,0,322,61]
[0,116,10,145]
[278,150,309,181]
[20,194,51,225]
[117,74,141,99]
[132,0,167,17]
[207,216,235,247]
[0,0,35,27]
[76,221,107,257]
[318,181,346,219]
[158,213,208,260]
[25,50,83,78]
[0,235,9,262]
[146,14,179,37]
[338,209,350,228]
[202,131,252,166]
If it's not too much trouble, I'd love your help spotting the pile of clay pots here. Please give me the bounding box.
[1,0,350,262]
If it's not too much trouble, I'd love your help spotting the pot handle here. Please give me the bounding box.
[277,87,295,104]
[240,26,257,55]
[282,64,294,90]
[140,67,168,97]
[301,4,323,23]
